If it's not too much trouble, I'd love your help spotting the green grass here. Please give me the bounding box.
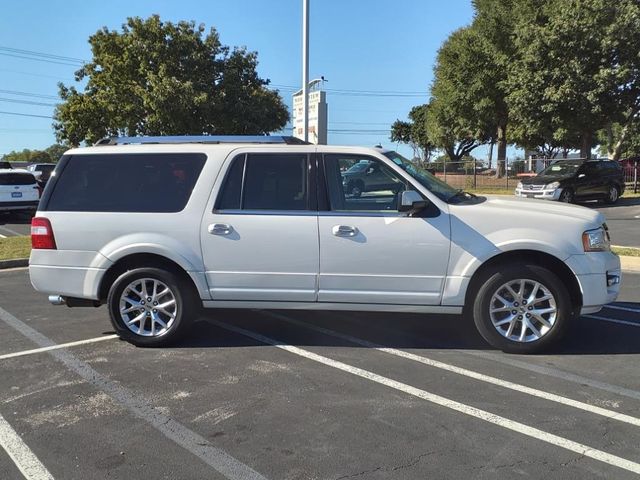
[612,246,640,257]
[0,236,31,261]
[623,190,640,198]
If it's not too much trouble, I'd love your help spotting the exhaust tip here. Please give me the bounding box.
[48,295,65,306]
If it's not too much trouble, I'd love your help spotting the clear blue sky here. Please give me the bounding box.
[0,0,488,159]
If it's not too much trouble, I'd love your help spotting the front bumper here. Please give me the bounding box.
[514,187,562,200]
[565,252,622,315]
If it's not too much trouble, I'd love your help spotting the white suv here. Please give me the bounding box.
[0,169,40,213]
[29,136,621,353]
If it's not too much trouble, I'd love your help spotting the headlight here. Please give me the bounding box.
[545,181,560,190]
[582,226,610,252]
[516,182,523,189]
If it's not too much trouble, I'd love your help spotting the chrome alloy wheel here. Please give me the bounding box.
[119,278,177,337]
[608,186,618,203]
[489,279,557,343]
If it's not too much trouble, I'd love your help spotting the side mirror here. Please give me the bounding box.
[398,190,427,213]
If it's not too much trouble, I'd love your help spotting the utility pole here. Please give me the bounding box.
[302,0,309,142]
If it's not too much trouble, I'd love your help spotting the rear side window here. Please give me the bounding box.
[216,153,309,211]
[0,173,36,185]
[45,153,206,212]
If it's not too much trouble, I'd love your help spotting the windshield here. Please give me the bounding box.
[382,151,460,202]
[539,162,582,176]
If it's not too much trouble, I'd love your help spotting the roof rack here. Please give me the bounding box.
[94,135,310,146]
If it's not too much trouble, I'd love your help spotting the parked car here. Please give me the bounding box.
[29,136,621,354]
[0,161,13,169]
[515,159,625,203]
[0,169,40,213]
[341,159,404,197]
[26,163,56,187]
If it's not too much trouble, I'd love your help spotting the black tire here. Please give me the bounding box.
[558,188,573,203]
[470,264,575,354]
[107,267,198,347]
[347,180,364,198]
[605,185,620,204]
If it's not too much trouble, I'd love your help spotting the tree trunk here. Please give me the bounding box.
[580,131,593,159]
[611,110,639,161]
[487,141,494,169]
[495,124,507,178]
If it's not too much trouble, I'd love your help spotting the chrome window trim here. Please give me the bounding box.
[214,209,317,217]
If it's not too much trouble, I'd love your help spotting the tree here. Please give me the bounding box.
[54,15,289,145]
[427,27,494,162]
[45,144,69,162]
[390,104,433,162]
[1,148,53,163]
[507,0,640,159]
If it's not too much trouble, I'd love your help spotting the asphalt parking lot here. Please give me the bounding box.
[1,268,639,479]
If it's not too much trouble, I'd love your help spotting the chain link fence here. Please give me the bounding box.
[425,158,639,193]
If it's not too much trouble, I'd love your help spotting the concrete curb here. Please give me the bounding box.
[0,258,28,270]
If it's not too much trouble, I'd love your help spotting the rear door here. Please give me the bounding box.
[317,153,451,305]
[200,150,319,302]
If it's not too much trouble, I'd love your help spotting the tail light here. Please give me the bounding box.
[31,217,57,250]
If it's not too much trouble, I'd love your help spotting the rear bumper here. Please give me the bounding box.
[0,200,39,211]
[29,264,106,300]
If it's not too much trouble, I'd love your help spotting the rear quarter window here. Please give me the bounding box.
[44,153,206,212]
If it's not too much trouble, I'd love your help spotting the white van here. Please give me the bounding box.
[29,136,621,353]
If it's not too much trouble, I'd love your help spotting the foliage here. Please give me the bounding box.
[427,26,494,161]
[390,104,433,162]
[54,15,289,145]
[507,0,640,159]
[1,144,67,163]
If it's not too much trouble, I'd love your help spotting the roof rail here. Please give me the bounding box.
[94,135,310,146]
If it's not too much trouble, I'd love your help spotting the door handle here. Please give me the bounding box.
[332,225,358,237]
[208,223,233,235]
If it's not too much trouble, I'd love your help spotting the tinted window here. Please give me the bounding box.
[325,154,409,212]
[216,155,245,210]
[0,173,36,185]
[46,153,206,212]
[241,154,308,210]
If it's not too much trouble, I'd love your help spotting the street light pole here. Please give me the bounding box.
[302,0,309,142]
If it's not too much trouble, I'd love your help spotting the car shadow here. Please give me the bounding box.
[0,211,34,225]
[584,196,640,208]
[169,308,640,355]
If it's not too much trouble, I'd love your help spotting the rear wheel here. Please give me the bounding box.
[471,264,574,353]
[107,267,198,347]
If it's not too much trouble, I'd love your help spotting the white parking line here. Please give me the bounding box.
[264,312,640,428]
[585,315,640,328]
[0,412,54,479]
[209,319,640,475]
[0,335,119,360]
[604,304,640,314]
[0,226,22,237]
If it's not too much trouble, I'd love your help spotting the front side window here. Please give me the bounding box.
[217,153,309,211]
[45,153,206,212]
[325,154,409,212]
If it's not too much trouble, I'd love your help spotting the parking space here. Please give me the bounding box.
[0,212,31,238]
[594,198,640,248]
[1,268,640,479]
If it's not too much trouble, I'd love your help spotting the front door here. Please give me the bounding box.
[318,154,451,305]
[201,151,319,302]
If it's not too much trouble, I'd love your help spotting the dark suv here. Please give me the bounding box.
[515,159,625,204]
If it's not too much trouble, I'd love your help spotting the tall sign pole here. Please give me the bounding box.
[302,0,309,142]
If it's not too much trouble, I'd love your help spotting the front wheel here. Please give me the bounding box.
[558,188,573,203]
[107,267,197,347]
[605,185,619,204]
[471,264,574,353]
